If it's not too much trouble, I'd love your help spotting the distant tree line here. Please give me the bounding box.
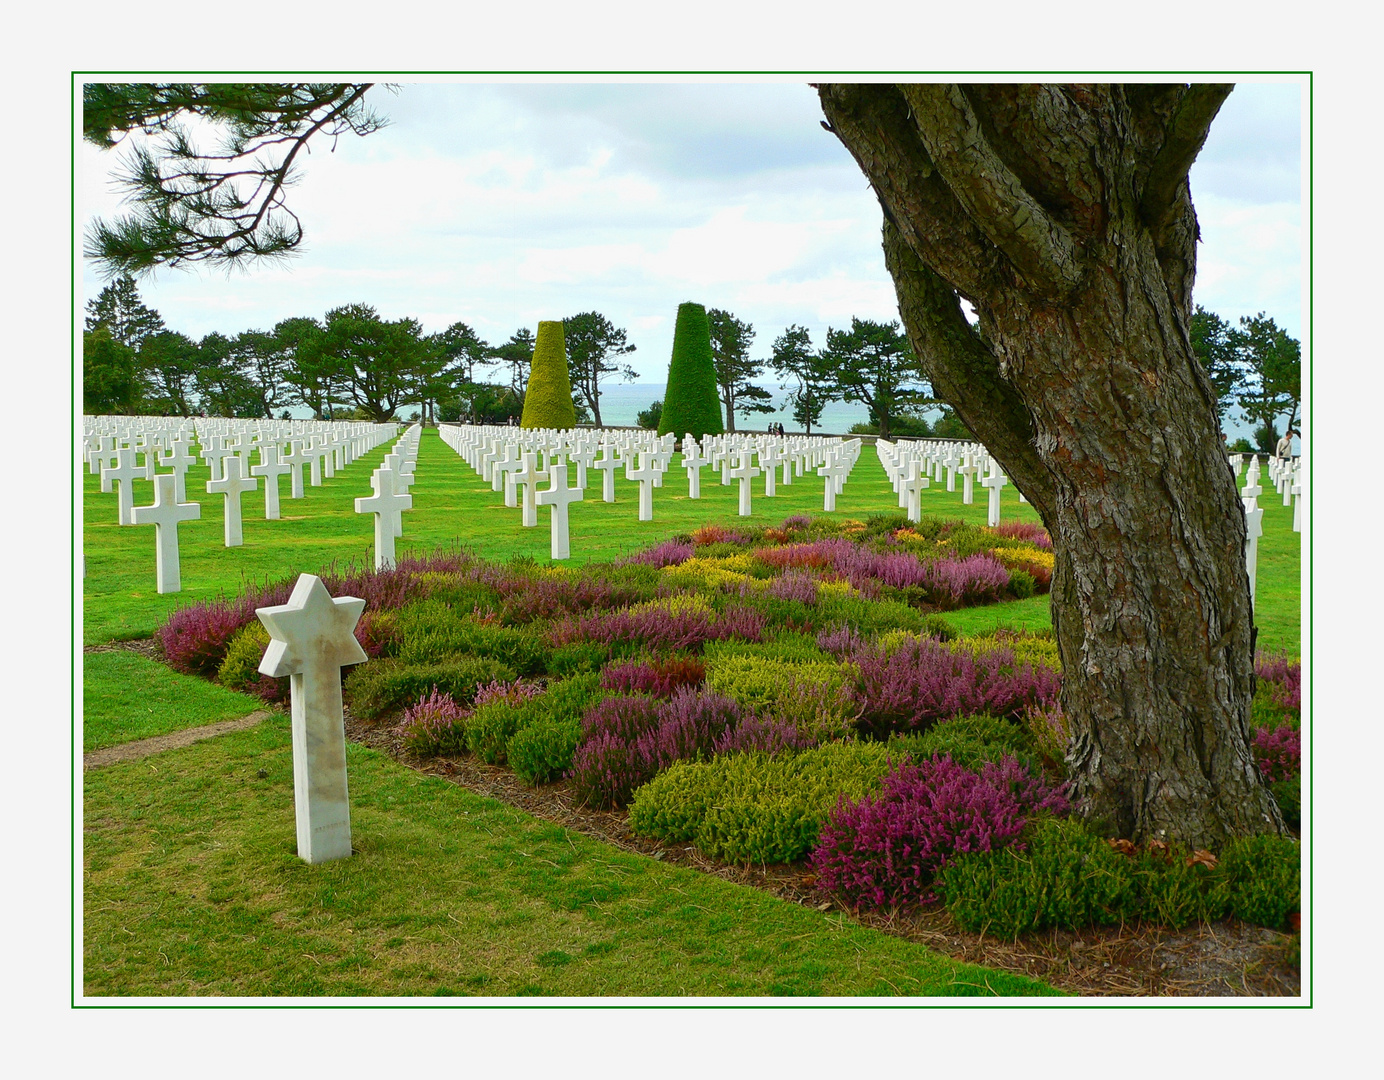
[81,276,639,425]
[1191,306,1301,452]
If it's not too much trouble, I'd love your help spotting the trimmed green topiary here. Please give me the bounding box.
[657,302,723,440]
[520,321,577,430]
[342,657,517,720]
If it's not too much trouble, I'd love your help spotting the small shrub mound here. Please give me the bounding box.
[936,819,1301,938]
[1253,725,1301,785]
[343,657,517,720]
[601,654,706,698]
[628,742,897,864]
[812,755,1069,909]
[398,689,469,756]
[216,622,287,703]
[888,714,1039,772]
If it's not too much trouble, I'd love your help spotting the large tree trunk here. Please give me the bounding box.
[819,82,1283,849]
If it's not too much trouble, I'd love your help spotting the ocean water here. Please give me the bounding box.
[591,382,877,434]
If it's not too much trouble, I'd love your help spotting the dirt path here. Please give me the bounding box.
[83,711,274,770]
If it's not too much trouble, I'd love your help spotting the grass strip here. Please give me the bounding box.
[83,651,265,751]
[83,717,1060,998]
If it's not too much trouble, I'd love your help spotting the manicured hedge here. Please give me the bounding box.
[657,302,723,440]
[519,320,577,430]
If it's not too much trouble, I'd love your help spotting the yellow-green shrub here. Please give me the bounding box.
[628,742,896,864]
[705,654,858,741]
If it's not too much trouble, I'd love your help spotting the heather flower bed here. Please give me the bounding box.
[153,511,1299,942]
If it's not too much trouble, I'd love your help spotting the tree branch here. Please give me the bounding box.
[1138,83,1234,228]
[899,84,1083,299]
[881,219,1057,524]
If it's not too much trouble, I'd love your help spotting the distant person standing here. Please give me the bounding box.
[1275,429,1296,461]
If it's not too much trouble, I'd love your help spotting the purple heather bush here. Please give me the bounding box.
[920,554,1011,607]
[989,522,1053,550]
[1255,653,1302,715]
[781,515,813,533]
[472,677,545,710]
[764,569,820,605]
[854,638,1061,738]
[569,688,750,808]
[817,624,868,658]
[568,731,658,809]
[623,539,695,568]
[1253,725,1302,784]
[812,754,1070,908]
[550,604,766,653]
[638,686,745,768]
[601,655,706,698]
[398,688,469,756]
[713,714,818,757]
[497,573,644,624]
[580,694,661,743]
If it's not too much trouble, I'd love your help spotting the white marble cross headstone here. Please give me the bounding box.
[593,448,621,504]
[626,451,658,521]
[515,452,547,527]
[681,440,708,499]
[256,574,368,864]
[159,439,197,503]
[354,466,412,570]
[102,447,145,526]
[206,454,258,547]
[250,444,291,521]
[283,439,312,499]
[729,450,759,517]
[535,462,584,560]
[902,460,930,524]
[130,473,201,593]
[981,465,1008,528]
[1243,495,1264,607]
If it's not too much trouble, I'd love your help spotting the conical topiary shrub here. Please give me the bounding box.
[658,302,723,440]
[520,321,578,430]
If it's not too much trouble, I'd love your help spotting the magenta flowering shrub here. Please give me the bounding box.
[569,688,749,808]
[765,570,820,605]
[579,694,661,743]
[713,714,817,757]
[811,754,1069,908]
[497,574,644,624]
[637,686,744,768]
[398,688,469,756]
[817,624,867,658]
[622,539,695,568]
[854,638,1061,738]
[568,731,657,809]
[551,604,766,653]
[600,655,706,698]
[1255,654,1302,715]
[781,514,813,532]
[473,677,545,710]
[1253,725,1302,784]
[920,554,1011,607]
[989,522,1053,550]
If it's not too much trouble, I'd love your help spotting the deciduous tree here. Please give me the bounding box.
[83,327,142,414]
[1234,312,1300,446]
[1190,306,1244,427]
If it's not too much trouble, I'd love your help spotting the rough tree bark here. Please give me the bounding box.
[817,82,1283,848]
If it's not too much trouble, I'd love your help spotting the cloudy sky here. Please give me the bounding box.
[79,78,1304,386]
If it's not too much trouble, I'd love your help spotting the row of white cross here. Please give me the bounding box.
[353,426,422,570]
[85,417,398,593]
[875,439,1019,526]
[1235,452,1304,608]
[436,425,864,560]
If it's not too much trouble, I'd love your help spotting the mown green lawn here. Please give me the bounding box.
[83,717,1059,998]
[82,651,265,751]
